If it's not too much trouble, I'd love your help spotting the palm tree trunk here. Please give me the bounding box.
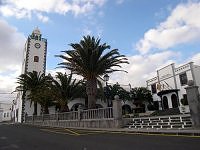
[86,79,97,109]
[44,105,49,114]
[33,102,37,115]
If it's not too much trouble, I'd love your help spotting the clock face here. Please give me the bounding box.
[35,43,41,49]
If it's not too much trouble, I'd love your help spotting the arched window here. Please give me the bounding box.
[34,56,39,62]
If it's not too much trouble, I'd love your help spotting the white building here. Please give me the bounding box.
[16,27,47,122]
[146,62,200,110]
[0,102,12,122]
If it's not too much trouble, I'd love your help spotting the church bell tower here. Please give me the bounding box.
[22,27,47,74]
[18,27,47,122]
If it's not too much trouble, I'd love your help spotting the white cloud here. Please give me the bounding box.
[36,13,49,23]
[136,1,200,54]
[47,68,83,81]
[109,51,200,88]
[0,0,106,21]
[0,19,25,97]
[109,51,177,87]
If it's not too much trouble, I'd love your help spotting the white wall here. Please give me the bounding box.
[0,103,12,110]
[158,64,174,81]
[24,100,41,116]
[0,110,3,122]
[15,92,22,123]
[0,109,11,122]
[175,70,193,100]
[193,65,200,93]
[68,98,108,110]
[0,103,12,122]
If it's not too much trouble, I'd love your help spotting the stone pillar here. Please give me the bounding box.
[78,105,83,121]
[112,95,122,128]
[185,80,200,128]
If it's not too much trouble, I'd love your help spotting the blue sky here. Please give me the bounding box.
[0,0,200,102]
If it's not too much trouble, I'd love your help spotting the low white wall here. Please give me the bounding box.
[25,119,122,128]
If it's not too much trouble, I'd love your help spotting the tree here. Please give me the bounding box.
[16,71,52,115]
[30,85,54,114]
[104,84,130,106]
[51,72,83,112]
[56,36,129,108]
[130,87,153,104]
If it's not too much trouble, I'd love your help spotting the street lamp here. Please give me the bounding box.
[103,74,110,107]
[103,74,109,85]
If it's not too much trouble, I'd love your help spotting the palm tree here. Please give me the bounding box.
[130,87,153,113]
[16,71,52,115]
[51,72,83,112]
[105,84,130,106]
[130,87,153,104]
[56,36,129,108]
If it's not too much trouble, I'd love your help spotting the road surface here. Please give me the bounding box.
[0,124,200,150]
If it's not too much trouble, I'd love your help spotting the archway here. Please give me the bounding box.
[171,94,178,108]
[162,96,169,110]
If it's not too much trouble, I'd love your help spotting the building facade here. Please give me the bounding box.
[146,62,200,111]
[0,102,12,122]
[16,27,47,122]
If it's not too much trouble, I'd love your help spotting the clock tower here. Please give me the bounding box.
[22,27,47,74]
[17,27,47,122]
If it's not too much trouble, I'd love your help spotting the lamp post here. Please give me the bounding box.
[104,74,109,86]
[103,74,109,107]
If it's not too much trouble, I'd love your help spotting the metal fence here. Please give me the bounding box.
[82,107,113,119]
[25,107,113,122]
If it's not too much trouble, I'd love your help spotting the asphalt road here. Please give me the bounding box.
[0,124,200,150]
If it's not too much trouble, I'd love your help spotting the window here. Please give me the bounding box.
[179,72,188,86]
[162,96,169,109]
[183,94,187,100]
[34,56,39,62]
[151,84,157,94]
[7,112,9,117]
[181,94,188,105]
[4,113,6,118]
